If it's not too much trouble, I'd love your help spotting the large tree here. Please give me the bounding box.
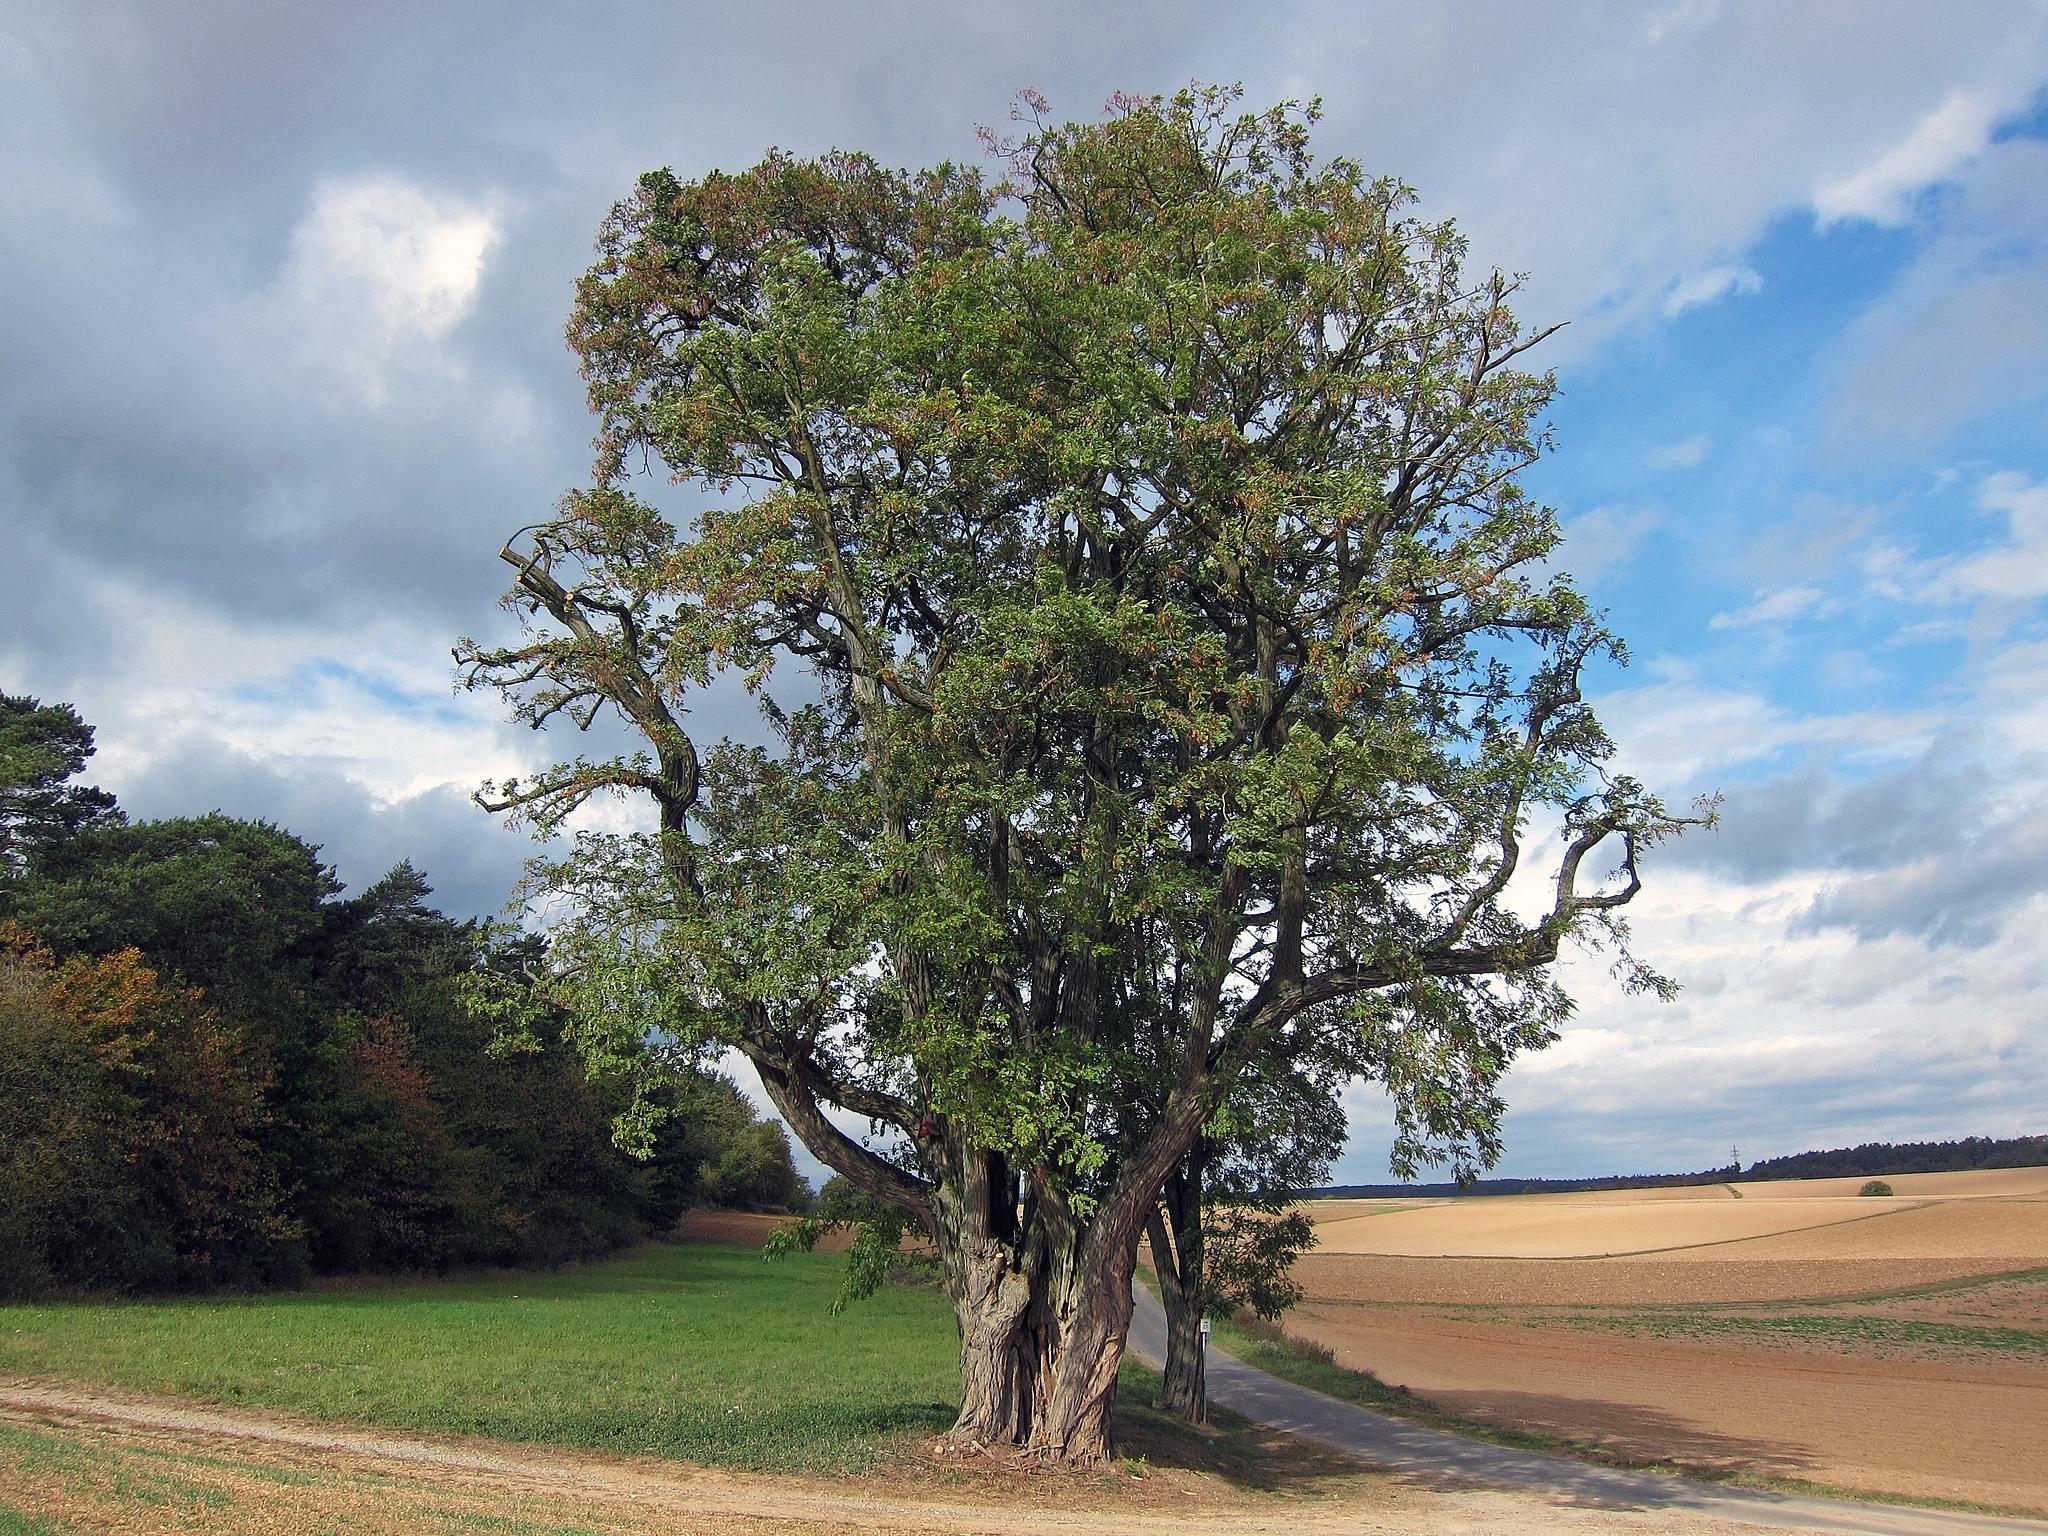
[459,86,1696,1465]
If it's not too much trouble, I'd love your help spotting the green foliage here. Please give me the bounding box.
[0,702,807,1296]
[0,955,114,1300]
[1201,1206,1315,1321]
[0,693,121,875]
[1860,1179,1895,1197]
[700,1114,805,1210]
[467,81,1691,1184]
[0,929,296,1296]
[764,1177,935,1313]
[1747,1136,2047,1181]
[7,814,341,1014]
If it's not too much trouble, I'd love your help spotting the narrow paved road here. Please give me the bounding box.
[1126,1285,2048,1536]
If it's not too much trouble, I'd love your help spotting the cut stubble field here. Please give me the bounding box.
[1280,1167,2048,1515]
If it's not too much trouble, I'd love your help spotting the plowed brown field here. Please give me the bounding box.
[1279,1169,2048,1514]
[1303,1168,2048,1261]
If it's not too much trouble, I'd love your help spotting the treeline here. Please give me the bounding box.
[1314,1170,1738,1198]
[1314,1133,2045,1198]
[1743,1134,2048,1182]
[0,694,807,1299]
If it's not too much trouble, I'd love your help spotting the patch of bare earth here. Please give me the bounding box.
[1280,1268,2048,1515]
[1288,1254,2009,1305]
[670,1209,861,1251]
[0,1383,1779,1536]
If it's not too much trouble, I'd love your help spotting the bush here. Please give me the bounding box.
[1859,1179,1894,1196]
[0,926,299,1295]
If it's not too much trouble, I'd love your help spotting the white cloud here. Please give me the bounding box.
[1554,504,1659,587]
[1814,85,2010,226]
[1639,0,1723,48]
[1949,472,2048,599]
[1822,127,2048,457]
[1707,583,1828,629]
[1863,471,2048,606]
[38,565,530,815]
[12,0,2048,1188]
[1661,264,1760,316]
[1596,671,1934,784]
[1647,433,1710,469]
[1337,871,2048,1179]
[282,175,501,401]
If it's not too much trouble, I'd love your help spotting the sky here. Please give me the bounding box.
[3,0,2046,1184]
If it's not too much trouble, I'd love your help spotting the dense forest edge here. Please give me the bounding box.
[1312,1132,2048,1198]
[0,693,809,1299]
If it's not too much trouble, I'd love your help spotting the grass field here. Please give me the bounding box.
[0,1241,963,1471]
[0,1236,1402,1534]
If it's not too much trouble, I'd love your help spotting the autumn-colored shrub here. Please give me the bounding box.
[0,922,299,1293]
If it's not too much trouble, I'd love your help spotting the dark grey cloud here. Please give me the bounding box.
[1800,806,2048,947]
[6,0,2037,683]
[113,737,535,921]
[1664,746,2048,947]
[2,0,1221,668]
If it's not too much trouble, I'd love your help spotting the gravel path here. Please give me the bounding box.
[1126,1285,2048,1536]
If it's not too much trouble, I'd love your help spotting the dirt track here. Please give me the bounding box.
[0,1383,1786,1536]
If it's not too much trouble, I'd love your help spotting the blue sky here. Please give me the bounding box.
[3,1,2045,1183]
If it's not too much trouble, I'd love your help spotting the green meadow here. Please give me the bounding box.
[0,1241,961,1471]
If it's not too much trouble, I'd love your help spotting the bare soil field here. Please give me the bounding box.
[670,1208,892,1254]
[1301,1168,2048,1261]
[0,1385,1784,1536]
[1281,1170,2048,1514]
[1288,1254,2022,1305]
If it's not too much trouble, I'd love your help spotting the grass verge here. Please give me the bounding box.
[0,1240,959,1471]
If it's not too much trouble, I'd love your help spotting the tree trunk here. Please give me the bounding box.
[1021,1255,1130,1464]
[1018,1161,1174,1466]
[929,1143,1057,1451]
[932,1166,1139,1467]
[941,1235,1040,1445]
[1144,1151,1207,1422]
[752,1042,1216,1467]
